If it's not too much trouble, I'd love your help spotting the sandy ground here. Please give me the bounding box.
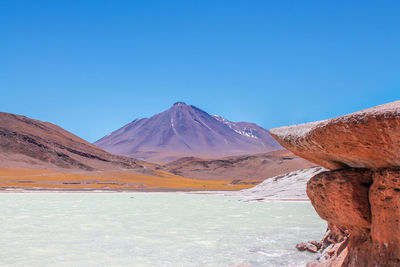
[0,167,325,201]
[0,168,256,192]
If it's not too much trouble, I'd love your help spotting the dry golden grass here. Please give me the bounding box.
[0,168,259,191]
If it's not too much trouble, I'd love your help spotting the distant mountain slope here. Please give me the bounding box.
[94,102,282,163]
[164,149,316,181]
[0,112,152,171]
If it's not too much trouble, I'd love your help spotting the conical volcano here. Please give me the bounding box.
[94,102,282,162]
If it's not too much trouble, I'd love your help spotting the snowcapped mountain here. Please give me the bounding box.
[212,115,271,141]
[94,102,282,163]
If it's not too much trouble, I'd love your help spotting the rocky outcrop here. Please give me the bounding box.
[307,169,372,232]
[306,169,400,266]
[306,223,350,267]
[270,101,400,170]
[369,169,400,265]
[270,101,400,266]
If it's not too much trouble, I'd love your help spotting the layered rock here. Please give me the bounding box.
[270,101,400,266]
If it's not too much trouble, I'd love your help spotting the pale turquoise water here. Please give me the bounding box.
[0,193,326,267]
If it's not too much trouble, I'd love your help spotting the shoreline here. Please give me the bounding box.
[0,189,311,201]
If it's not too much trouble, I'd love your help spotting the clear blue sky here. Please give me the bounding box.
[1,1,399,142]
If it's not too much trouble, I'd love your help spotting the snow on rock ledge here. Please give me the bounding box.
[270,100,400,170]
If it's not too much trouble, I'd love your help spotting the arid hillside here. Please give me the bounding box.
[164,149,316,181]
[0,112,153,172]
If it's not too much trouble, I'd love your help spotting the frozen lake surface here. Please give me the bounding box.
[0,193,326,267]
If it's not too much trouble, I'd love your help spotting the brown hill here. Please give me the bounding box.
[0,112,153,172]
[164,149,316,181]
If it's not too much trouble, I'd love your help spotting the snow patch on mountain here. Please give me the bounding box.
[213,115,259,139]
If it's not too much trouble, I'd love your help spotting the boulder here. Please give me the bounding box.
[306,168,400,266]
[307,169,372,232]
[296,241,321,253]
[270,101,400,170]
[306,223,350,267]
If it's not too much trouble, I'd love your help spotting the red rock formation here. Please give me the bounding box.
[270,101,400,266]
[306,168,400,267]
[307,223,350,267]
[270,101,400,170]
[307,169,372,232]
[307,169,374,266]
[369,169,400,265]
